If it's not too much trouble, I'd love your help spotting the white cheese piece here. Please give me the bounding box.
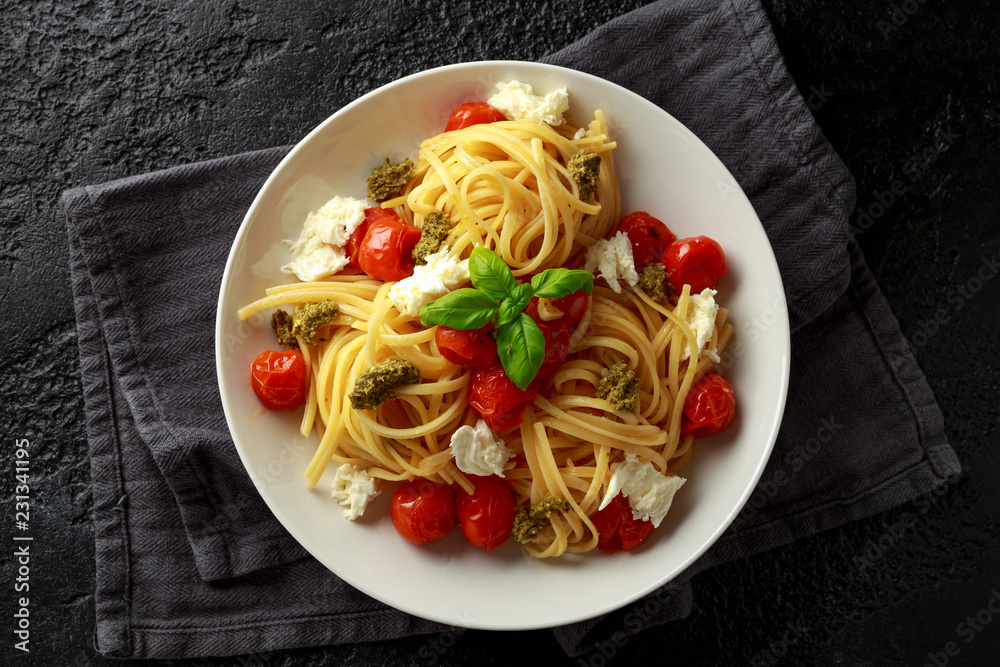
[573,127,587,140]
[388,247,470,316]
[599,454,685,528]
[680,288,719,361]
[487,80,569,126]
[282,196,368,281]
[331,463,380,520]
[450,419,513,478]
[584,231,639,294]
[536,297,564,321]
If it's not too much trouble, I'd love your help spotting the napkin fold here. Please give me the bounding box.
[65,0,959,659]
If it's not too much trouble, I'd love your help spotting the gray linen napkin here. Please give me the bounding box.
[65,0,960,659]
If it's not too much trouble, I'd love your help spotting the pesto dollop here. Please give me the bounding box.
[366,157,414,202]
[271,309,298,348]
[596,362,639,413]
[348,358,422,410]
[638,262,672,304]
[512,493,570,543]
[567,150,601,201]
[292,301,339,346]
[411,211,453,265]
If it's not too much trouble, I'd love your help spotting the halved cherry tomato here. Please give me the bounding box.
[589,493,654,554]
[681,370,736,437]
[445,102,506,132]
[455,476,517,551]
[662,235,726,294]
[468,362,540,431]
[250,349,308,410]
[345,207,399,269]
[357,213,422,282]
[618,211,675,269]
[436,325,497,368]
[390,479,455,545]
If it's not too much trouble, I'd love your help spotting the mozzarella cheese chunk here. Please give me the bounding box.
[450,419,513,478]
[599,454,685,528]
[584,232,639,293]
[680,288,719,361]
[282,196,367,282]
[388,248,470,316]
[487,80,569,126]
[331,464,380,520]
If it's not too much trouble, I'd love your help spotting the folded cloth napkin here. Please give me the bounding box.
[65,0,960,659]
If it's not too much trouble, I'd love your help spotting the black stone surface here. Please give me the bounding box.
[2,0,998,665]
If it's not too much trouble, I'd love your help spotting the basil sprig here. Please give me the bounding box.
[419,247,594,390]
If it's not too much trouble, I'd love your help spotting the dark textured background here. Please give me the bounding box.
[2,0,999,665]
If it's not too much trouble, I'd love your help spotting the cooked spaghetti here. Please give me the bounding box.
[384,113,620,275]
[238,100,734,558]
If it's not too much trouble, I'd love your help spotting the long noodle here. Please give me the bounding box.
[238,109,733,558]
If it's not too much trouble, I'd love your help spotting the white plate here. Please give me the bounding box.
[216,61,790,630]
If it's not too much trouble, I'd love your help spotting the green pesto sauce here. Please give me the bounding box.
[348,358,422,410]
[512,493,570,543]
[366,157,414,202]
[291,300,339,346]
[638,262,672,304]
[567,150,601,202]
[271,309,298,348]
[411,210,453,265]
[596,362,639,413]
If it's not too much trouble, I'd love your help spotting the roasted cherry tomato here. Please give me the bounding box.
[455,476,517,551]
[538,320,570,372]
[345,207,398,269]
[525,292,587,373]
[250,349,308,410]
[618,211,675,269]
[589,493,654,554]
[468,362,540,431]
[681,370,736,437]
[662,235,727,294]
[357,212,422,282]
[436,325,497,368]
[390,479,455,545]
[445,102,507,132]
[547,290,590,332]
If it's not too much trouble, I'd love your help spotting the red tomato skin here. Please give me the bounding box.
[662,235,727,294]
[445,102,507,132]
[539,322,570,372]
[250,349,308,410]
[390,479,455,545]
[345,207,400,269]
[357,215,422,282]
[455,476,517,551]
[681,370,736,437]
[589,493,654,554]
[618,212,675,269]
[547,290,590,332]
[435,325,498,368]
[525,293,587,373]
[468,363,540,431]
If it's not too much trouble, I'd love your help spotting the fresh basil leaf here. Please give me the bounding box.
[496,312,546,391]
[530,268,595,298]
[469,247,516,301]
[419,288,499,330]
[496,282,535,327]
